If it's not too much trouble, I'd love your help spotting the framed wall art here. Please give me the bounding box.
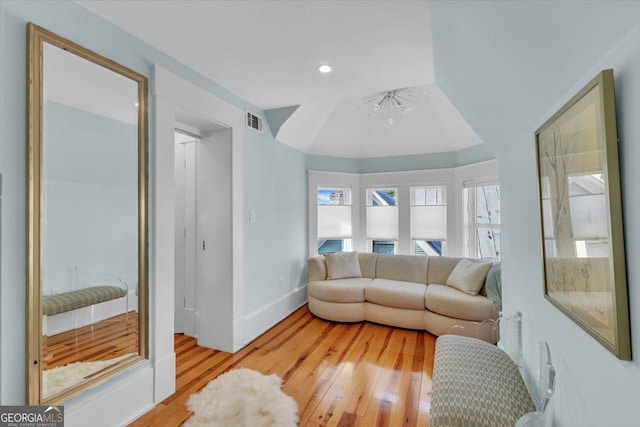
[535,69,631,360]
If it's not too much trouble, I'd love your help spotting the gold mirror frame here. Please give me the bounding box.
[27,23,148,404]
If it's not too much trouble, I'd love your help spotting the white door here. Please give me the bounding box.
[174,143,185,333]
[195,129,234,351]
[174,139,198,337]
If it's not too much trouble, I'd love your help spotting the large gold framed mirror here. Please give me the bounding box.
[27,23,148,405]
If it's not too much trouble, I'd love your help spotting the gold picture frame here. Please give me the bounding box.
[535,69,630,360]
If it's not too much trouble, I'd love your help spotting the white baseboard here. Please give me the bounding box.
[64,364,154,427]
[153,352,176,402]
[240,285,308,347]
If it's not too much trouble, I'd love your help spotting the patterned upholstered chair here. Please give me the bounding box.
[430,312,556,427]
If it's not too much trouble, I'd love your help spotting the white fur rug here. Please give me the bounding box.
[185,368,299,427]
[42,353,133,398]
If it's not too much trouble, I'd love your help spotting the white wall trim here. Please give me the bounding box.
[152,65,245,404]
[64,365,154,427]
[153,352,176,403]
[241,285,308,346]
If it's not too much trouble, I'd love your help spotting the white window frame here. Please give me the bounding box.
[316,186,353,254]
[365,187,398,254]
[410,185,447,256]
[308,160,498,258]
[308,171,361,255]
[464,180,501,260]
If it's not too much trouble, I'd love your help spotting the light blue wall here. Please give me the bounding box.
[306,143,494,174]
[243,130,308,314]
[500,23,640,426]
[264,106,300,138]
[0,0,308,404]
[44,102,138,295]
[306,153,361,173]
[430,0,640,154]
[430,2,640,423]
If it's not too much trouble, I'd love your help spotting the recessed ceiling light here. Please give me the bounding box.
[318,64,332,73]
[134,101,139,107]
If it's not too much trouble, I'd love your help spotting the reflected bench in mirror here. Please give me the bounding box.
[43,286,127,317]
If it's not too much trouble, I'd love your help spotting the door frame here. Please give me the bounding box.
[152,65,245,402]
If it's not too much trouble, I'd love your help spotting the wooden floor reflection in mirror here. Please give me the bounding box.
[41,312,139,399]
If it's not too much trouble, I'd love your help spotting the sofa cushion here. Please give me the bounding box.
[365,279,427,310]
[308,278,372,303]
[446,259,492,296]
[427,256,465,285]
[357,252,378,279]
[376,254,428,284]
[325,252,362,280]
[308,255,328,282]
[425,284,498,322]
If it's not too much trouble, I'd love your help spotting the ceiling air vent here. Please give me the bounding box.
[246,111,264,132]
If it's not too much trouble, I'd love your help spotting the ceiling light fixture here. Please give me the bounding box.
[361,87,423,124]
[318,64,332,73]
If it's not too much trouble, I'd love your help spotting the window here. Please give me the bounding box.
[317,187,352,253]
[411,186,446,256]
[310,166,498,258]
[464,183,500,261]
[568,174,607,258]
[366,188,398,253]
[542,173,607,259]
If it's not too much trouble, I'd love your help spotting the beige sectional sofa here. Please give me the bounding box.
[307,252,501,343]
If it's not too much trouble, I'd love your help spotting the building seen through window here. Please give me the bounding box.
[464,183,500,261]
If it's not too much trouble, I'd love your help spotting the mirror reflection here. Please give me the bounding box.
[39,41,142,400]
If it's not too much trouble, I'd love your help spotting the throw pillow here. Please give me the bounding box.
[485,262,502,305]
[446,259,493,296]
[325,252,363,280]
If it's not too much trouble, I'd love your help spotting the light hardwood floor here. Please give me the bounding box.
[129,305,436,426]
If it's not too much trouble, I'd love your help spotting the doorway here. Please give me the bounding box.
[172,112,234,351]
[153,65,245,403]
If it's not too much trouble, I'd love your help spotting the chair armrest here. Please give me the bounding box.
[308,256,327,282]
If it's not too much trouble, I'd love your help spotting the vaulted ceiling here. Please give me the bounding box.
[76,1,640,158]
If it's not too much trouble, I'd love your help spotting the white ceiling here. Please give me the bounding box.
[77,0,435,110]
[75,0,481,157]
[278,84,480,158]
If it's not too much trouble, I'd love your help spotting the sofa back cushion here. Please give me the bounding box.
[308,255,328,281]
[427,256,465,285]
[325,252,363,279]
[357,252,378,279]
[376,254,428,284]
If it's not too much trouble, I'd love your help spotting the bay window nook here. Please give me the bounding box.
[308,161,499,259]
